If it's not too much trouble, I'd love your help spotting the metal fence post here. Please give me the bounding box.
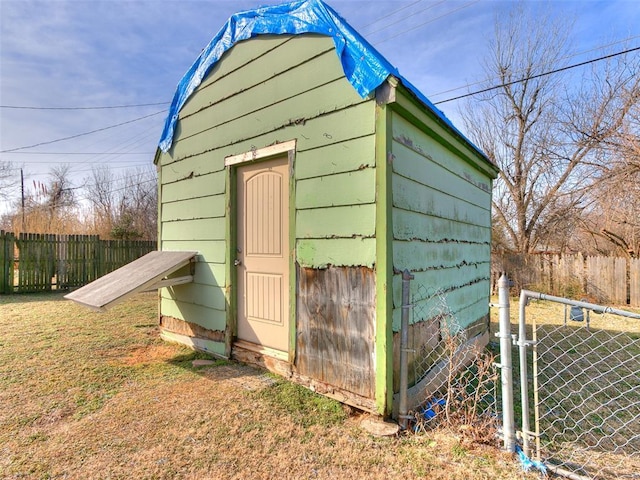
[399,269,414,430]
[498,274,516,451]
[519,290,532,457]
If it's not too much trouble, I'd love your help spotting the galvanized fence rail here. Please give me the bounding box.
[496,276,640,479]
[0,230,156,293]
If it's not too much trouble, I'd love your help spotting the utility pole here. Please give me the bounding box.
[21,168,25,232]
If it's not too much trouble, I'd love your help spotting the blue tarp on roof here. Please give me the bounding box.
[157,0,465,154]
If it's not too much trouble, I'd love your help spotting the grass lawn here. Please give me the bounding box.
[0,292,535,480]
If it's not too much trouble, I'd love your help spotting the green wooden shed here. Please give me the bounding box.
[152,0,499,417]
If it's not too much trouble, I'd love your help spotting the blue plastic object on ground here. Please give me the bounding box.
[515,445,548,475]
[421,397,446,420]
[157,0,466,153]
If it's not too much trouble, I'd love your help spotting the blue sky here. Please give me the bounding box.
[1,0,639,214]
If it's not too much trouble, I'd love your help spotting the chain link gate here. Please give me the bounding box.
[497,274,640,479]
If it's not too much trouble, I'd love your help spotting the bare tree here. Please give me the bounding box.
[86,166,117,237]
[4,164,81,233]
[462,5,640,254]
[85,165,157,240]
[0,161,14,201]
[581,98,640,257]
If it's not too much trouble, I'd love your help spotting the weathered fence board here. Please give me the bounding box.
[631,258,640,307]
[493,253,640,307]
[0,232,156,294]
[0,231,15,294]
[586,255,627,304]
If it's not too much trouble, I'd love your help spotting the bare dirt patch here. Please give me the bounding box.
[117,343,183,366]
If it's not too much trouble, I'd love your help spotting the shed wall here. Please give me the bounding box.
[390,109,493,335]
[157,35,378,396]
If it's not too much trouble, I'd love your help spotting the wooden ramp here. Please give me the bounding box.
[65,250,197,311]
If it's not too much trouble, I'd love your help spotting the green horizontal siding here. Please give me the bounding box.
[390,106,493,333]
[391,264,490,308]
[295,135,376,180]
[161,240,226,264]
[391,293,489,332]
[181,36,333,118]
[178,50,342,139]
[157,34,380,346]
[161,152,225,183]
[392,175,491,226]
[393,140,490,209]
[170,88,371,162]
[391,88,498,180]
[296,204,376,238]
[391,113,492,195]
[191,262,226,287]
[161,170,225,203]
[181,36,293,115]
[393,208,490,243]
[162,218,226,241]
[161,283,227,311]
[393,240,490,272]
[160,297,227,332]
[297,238,376,268]
[296,168,376,210]
[161,196,226,222]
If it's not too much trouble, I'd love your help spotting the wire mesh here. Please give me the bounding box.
[409,284,498,439]
[530,305,640,479]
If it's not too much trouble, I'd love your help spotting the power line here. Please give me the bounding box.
[7,160,151,167]
[364,0,447,37]
[359,0,424,32]
[427,34,640,100]
[0,110,165,153]
[3,152,150,155]
[373,0,480,46]
[0,102,170,110]
[434,45,640,105]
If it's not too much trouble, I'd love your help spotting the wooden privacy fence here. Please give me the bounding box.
[492,252,640,306]
[0,230,156,294]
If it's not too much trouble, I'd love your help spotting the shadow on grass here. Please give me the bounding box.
[163,349,348,428]
[166,350,230,369]
[0,291,68,305]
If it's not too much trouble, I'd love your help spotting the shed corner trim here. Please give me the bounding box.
[375,76,398,106]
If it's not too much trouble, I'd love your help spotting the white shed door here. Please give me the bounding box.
[236,157,289,353]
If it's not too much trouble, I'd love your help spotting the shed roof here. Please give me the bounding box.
[157,0,486,161]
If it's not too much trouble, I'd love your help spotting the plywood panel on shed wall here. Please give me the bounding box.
[156,35,377,344]
[390,110,492,332]
[296,265,376,398]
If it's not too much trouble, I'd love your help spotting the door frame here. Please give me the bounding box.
[224,140,297,363]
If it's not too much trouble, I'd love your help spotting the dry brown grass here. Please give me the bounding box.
[0,292,535,480]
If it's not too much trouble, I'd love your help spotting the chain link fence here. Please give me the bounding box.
[402,279,498,441]
[494,281,640,479]
[400,273,640,478]
[531,303,640,479]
